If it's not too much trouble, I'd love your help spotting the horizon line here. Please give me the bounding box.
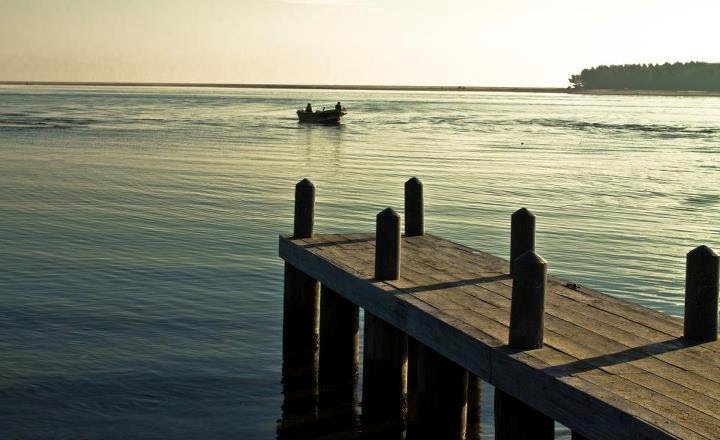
[0,81,568,93]
[3,81,718,97]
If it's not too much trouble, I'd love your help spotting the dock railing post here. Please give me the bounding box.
[509,251,546,349]
[362,208,408,437]
[293,178,315,238]
[684,245,719,342]
[281,179,321,432]
[405,177,424,237]
[510,208,535,277]
[375,208,401,280]
[495,250,554,440]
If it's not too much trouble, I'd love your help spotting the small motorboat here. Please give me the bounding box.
[297,103,347,124]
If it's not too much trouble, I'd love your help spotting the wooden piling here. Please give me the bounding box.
[416,344,468,440]
[362,208,408,436]
[509,251,547,349]
[495,250,553,440]
[466,375,482,439]
[494,391,554,440]
[404,177,424,237]
[404,177,423,435]
[683,245,719,342]
[318,285,359,430]
[510,208,535,276]
[294,178,315,238]
[282,179,321,424]
[375,208,401,280]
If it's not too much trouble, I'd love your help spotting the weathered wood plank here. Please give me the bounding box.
[400,236,720,364]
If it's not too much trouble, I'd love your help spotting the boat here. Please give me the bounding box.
[297,103,347,124]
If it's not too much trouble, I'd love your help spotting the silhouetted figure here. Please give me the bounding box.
[306,103,312,113]
[335,102,342,112]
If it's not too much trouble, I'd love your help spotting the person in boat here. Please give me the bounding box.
[305,103,312,113]
[335,102,342,112]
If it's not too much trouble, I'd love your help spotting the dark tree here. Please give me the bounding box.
[568,62,720,91]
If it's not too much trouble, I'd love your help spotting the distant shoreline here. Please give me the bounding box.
[0,81,566,93]
[1,81,719,97]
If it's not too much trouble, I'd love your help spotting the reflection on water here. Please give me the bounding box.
[0,86,718,439]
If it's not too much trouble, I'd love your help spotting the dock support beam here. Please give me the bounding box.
[684,245,719,342]
[281,179,321,434]
[362,208,407,437]
[495,250,553,440]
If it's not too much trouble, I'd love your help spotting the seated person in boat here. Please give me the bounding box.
[335,102,342,112]
[305,103,312,113]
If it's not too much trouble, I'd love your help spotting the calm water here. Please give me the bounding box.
[1,86,719,439]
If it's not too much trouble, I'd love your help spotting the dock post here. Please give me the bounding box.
[495,250,553,440]
[684,245,719,342]
[318,284,360,432]
[281,179,321,432]
[404,177,423,434]
[362,208,408,437]
[416,344,468,440]
[510,208,535,276]
[405,177,424,237]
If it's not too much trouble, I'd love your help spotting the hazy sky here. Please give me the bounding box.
[1,0,718,86]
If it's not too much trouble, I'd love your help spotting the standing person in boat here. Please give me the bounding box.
[305,103,312,113]
[335,102,342,112]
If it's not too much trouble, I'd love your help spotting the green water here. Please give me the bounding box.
[0,86,718,438]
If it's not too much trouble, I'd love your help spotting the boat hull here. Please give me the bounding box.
[297,109,346,124]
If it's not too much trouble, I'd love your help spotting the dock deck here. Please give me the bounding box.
[280,232,720,440]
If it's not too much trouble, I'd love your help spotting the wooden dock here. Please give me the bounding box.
[278,178,720,440]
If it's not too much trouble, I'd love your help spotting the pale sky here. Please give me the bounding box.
[1,0,718,86]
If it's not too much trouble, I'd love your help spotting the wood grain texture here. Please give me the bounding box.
[279,233,720,440]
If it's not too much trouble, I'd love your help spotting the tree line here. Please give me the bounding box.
[569,62,720,91]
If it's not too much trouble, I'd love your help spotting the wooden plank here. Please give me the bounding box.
[421,234,720,356]
[402,236,720,368]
